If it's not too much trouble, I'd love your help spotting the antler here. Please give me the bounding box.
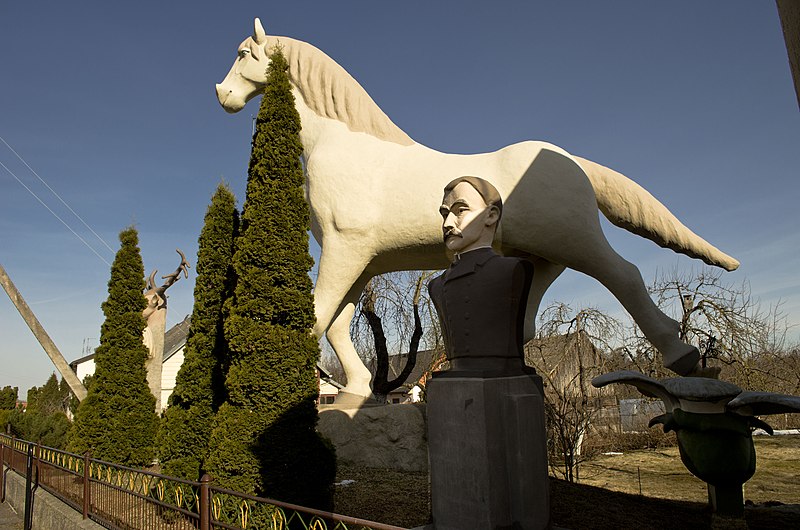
[160,249,191,288]
[143,249,192,316]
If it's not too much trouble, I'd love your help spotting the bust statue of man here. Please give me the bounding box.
[428,176,534,376]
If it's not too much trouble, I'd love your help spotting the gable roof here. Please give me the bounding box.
[164,315,192,362]
[70,315,192,367]
[372,349,442,390]
[524,331,606,397]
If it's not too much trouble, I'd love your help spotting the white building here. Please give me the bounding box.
[70,316,343,411]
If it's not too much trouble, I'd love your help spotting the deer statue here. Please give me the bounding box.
[142,249,191,411]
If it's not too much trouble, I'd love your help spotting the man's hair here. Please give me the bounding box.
[443,176,503,218]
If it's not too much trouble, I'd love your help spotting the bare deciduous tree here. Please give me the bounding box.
[320,270,443,401]
[526,303,623,482]
[628,267,796,392]
[361,275,425,403]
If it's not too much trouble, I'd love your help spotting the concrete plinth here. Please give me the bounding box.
[427,374,550,530]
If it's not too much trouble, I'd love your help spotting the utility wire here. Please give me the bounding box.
[0,160,111,267]
[0,135,115,253]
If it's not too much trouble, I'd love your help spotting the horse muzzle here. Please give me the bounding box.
[215,83,246,114]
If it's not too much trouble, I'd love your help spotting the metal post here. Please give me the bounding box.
[34,443,40,492]
[1,439,5,501]
[82,452,91,519]
[199,474,212,530]
[24,444,33,530]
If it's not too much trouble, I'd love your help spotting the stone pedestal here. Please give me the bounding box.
[427,373,550,530]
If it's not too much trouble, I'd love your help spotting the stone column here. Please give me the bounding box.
[427,373,550,530]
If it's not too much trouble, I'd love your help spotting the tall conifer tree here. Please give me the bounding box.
[68,227,158,466]
[158,183,238,479]
[206,48,335,508]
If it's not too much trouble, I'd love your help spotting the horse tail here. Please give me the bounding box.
[574,156,740,271]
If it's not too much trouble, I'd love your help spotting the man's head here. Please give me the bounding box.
[439,176,502,254]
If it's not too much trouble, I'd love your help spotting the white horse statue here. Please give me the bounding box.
[215,19,739,400]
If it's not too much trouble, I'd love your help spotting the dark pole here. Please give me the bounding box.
[199,474,212,530]
[0,439,5,502]
[82,452,91,519]
[23,444,33,530]
[200,473,211,530]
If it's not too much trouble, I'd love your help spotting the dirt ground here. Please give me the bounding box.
[333,434,800,529]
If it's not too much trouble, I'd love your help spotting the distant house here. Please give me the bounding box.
[159,316,193,407]
[369,349,442,403]
[524,332,636,434]
[70,316,191,412]
[71,315,342,411]
[523,331,609,401]
[317,365,344,405]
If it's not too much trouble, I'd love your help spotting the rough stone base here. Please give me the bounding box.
[318,402,428,472]
[427,374,550,530]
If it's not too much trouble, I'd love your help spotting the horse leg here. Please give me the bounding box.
[523,258,565,342]
[325,276,375,402]
[312,246,374,400]
[564,236,699,375]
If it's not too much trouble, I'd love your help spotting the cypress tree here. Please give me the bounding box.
[206,48,335,508]
[68,227,158,466]
[158,183,238,480]
[9,374,71,449]
[0,386,17,410]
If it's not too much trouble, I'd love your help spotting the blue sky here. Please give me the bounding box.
[1,1,797,396]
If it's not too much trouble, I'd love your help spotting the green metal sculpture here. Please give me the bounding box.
[593,371,800,518]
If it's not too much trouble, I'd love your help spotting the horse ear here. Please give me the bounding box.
[250,41,262,61]
[253,18,267,45]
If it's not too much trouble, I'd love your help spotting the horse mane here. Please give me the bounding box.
[257,36,414,146]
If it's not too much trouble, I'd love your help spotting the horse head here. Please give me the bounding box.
[216,18,271,113]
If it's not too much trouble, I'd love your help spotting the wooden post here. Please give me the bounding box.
[0,262,87,401]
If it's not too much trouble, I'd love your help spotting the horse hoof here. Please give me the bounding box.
[664,345,701,376]
[332,391,372,407]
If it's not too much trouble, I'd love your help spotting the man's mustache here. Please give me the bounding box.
[443,227,462,239]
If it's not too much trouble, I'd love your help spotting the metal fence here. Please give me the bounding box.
[0,434,406,530]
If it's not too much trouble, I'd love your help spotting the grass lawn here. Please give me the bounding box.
[333,434,800,529]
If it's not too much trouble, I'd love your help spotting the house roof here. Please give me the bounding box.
[163,315,192,362]
[69,315,192,366]
[523,331,601,368]
[318,365,345,390]
[72,315,340,387]
[69,352,96,369]
[379,349,442,390]
[524,331,606,397]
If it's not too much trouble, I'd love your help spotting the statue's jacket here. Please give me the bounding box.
[428,247,533,373]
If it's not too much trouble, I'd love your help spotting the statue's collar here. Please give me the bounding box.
[446,247,497,281]
[453,246,493,262]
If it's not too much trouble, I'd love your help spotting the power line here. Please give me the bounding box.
[0,135,115,253]
[0,160,111,267]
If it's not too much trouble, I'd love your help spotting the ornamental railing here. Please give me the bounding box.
[0,434,406,530]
